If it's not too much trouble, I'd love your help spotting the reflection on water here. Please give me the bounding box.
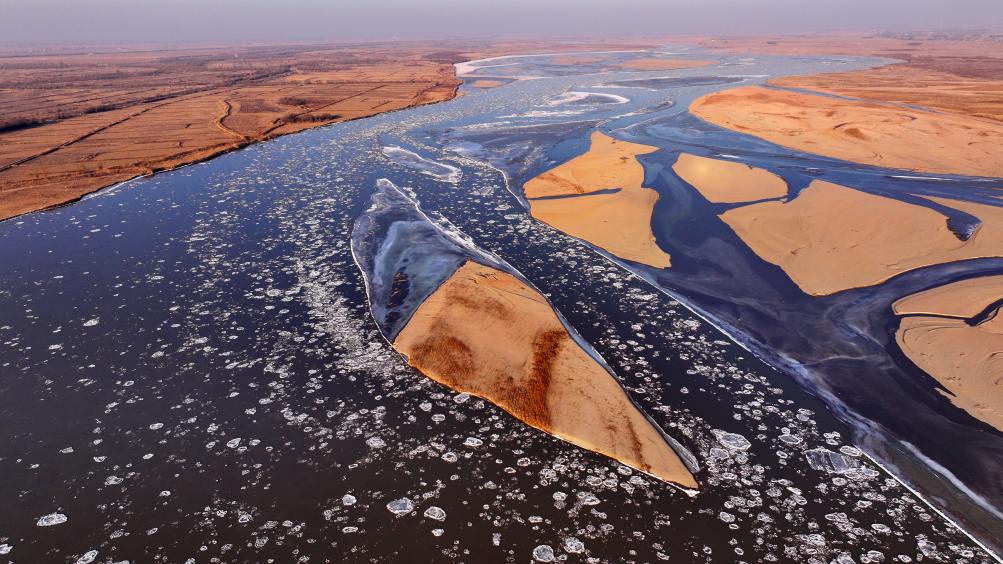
[0,48,998,561]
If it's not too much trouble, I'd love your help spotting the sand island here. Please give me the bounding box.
[672,153,788,203]
[394,260,698,488]
[617,58,715,71]
[689,85,1003,178]
[893,275,1003,433]
[721,180,1003,295]
[525,132,670,268]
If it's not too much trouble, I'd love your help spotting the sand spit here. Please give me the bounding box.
[525,132,670,268]
[469,80,506,89]
[894,275,1003,318]
[672,153,788,203]
[721,180,1003,295]
[894,277,1003,432]
[771,65,1003,124]
[394,260,698,488]
[690,86,1003,178]
[618,59,715,71]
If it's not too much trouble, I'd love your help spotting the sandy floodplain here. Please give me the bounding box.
[525,132,670,268]
[721,180,1003,295]
[689,86,1003,178]
[893,275,1003,432]
[469,79,506,89]
[618,58,714,71]
[672,153,788,203]
[394,260,698,488]
[894,275,1003,318]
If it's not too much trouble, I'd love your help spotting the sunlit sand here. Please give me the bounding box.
[470,79,505,89]
[618,59,714,71]
[690,86,1003,178]
[894,275,1003,318]
[672,153,788,203]
[894,276,1003,432]
[394,261,698,488]
[525,132,670,268]
[721,180,1003,295]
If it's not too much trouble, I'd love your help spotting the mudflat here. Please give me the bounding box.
[394,260,697,488]
[672,153,788,203]
[690,85,1003,178]
[721,180,1003,295]
[894,276,1003,432]
[525,132,670,268]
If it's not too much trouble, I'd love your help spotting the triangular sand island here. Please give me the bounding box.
[351,178,697,489]
[395,260,698,488]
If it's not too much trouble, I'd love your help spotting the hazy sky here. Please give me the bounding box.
[2,0,1001,44]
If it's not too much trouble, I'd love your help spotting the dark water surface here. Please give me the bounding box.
[0,48,998,562]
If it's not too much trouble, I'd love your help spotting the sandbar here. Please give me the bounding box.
[690,86,1003,178]
[893,275,1003,318]
[618,59,714,71]
[895,276,1003,432]
[551,55,609,66]
[525,132,670,268]
[672,153,788,203]
[394,260,697,488]
[469,79,505,89]
[721,180,1003,295]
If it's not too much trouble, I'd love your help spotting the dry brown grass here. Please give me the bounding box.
[0,42,463,220]
[691,31,1003,125]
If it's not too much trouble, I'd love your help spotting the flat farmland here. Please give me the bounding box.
[0,43,463,220]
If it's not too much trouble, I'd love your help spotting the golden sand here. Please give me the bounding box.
[394,261,697,488]
[893,275,1003,318]
[690,86,1003,178]
[721,180,1003,295]
[469,79,505,89]
[552,54,609,66]
[618,59,714,71]
[672,153,788,203]
[525,132,670,268]
[895,276,1003,432]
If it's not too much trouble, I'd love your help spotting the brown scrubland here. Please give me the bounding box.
[0,43,462,220]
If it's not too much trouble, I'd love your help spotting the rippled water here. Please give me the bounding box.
[0,48,998,562]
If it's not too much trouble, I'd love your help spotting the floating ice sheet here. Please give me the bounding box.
[381,146,462,183]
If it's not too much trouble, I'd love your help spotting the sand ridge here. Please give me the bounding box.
[894,275,1003,318]
[720,180,1003,295]
[894,276,1003,433]
[617,59,715,71]
[689,85,1003,178]
[394,260,697,488]
[672,153,788,203]
[525,131,670,268]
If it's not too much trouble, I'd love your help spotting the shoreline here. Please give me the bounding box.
[0,80,462,224]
